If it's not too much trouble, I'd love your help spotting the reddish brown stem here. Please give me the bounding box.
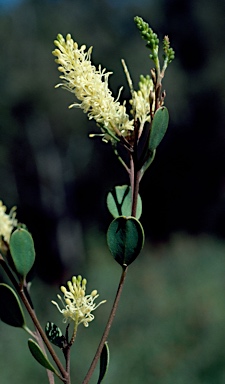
[82,266,128,384]
[0,256,68,383]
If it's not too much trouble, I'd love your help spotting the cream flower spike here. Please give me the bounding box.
[52,275,106,327]
[130,75,154,135]
[53,34,134,143]
[0,200,17,250]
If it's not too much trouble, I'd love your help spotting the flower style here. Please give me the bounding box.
[52,275,106,327]
[0,200,17,250]
[53,34,134,143]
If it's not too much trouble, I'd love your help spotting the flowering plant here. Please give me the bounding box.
[0,16,174,383]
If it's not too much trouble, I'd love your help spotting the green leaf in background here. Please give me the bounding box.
[28,339,59,375]
[0,283,25,328]
[9,228,35,281]
[97,342,110,384]
[149,106,169,151]
[106,185,142,219]
[45,322,67,349]
[107,216,144,266]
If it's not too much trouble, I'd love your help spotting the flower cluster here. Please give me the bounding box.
[130,75,154,132]
[52,275,106,327]
[0,200,17,251]
[53,34,134,143]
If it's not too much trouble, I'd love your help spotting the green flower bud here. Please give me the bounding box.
[163,35,175,64]
[134,16,159,51]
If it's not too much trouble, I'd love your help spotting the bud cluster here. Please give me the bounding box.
[163,35,175,64]
[134,16,159,52]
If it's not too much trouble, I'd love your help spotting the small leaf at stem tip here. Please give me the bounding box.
[97,342,110,384]
[107,216,144,266]
[107,185,142,219]
[9,228,35,281]
[45,321,67,349]
[0,283,26,328]
[149,106,169,151]
[28,339,59,375]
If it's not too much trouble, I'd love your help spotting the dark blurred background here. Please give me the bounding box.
[1,0,225,383]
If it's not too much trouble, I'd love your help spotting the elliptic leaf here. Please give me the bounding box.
[107,216,144,266]
[97,342,110,384]
[0,283,25,328]
[28,339,59,375]
[149,106,169,151]
[106,185,142,219]
[9,228,35,280]
[45,322,67,349]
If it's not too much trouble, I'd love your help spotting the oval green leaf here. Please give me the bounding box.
[107,216,144,266]
[106,185,142,219]
[97,342,110,384]
[9,228,35,280]
[0,283,25,328]
[28,339,59,375]
[45,322,67,349]
[149,106,169,151]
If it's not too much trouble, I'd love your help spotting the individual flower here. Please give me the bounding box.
[0,200,17,250]
[52,34,134,143]
[52,275,106,327]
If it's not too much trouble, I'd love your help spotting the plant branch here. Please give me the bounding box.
[35,328,56,384]
[82,265,128,384]
[130,125,141,218]
[19,289,68,381]
[131,167,141,218]
[113,147,130,174]
[0,256,68,383]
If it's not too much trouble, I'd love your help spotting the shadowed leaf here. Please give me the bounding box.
[107,185,142,219]
[107,216,144,266]
[97,342,110,384]
[45,321,67,349]
[28,339,59,375]
[0,283,25,328]
[149,106,169,151]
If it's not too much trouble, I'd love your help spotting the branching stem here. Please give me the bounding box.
[0,256,68,383]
